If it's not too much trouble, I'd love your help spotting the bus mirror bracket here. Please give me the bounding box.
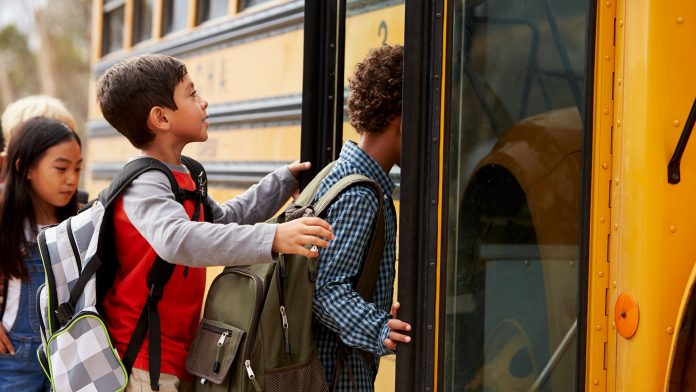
[668,97,696,184]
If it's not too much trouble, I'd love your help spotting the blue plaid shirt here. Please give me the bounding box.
[312,141,397,391]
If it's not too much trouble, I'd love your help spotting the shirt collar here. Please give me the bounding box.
[339,141,396,196]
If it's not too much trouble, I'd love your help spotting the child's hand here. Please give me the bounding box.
[288,161,312,179]
[0,325,14,355]
[384,302,412,351]
[273,217,334,257]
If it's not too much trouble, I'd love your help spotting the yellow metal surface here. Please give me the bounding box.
[610,1,696,390]
[344,4,405,85]
[585,0,615,389]
[87,126,301,163]
[183,30,304,103]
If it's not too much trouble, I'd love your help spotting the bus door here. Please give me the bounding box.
[398,0,593,390]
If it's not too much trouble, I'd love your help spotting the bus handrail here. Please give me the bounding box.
[526,319,578,392]
[668,97,696,184]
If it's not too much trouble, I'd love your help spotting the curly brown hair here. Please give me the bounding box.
[347,44,403,134]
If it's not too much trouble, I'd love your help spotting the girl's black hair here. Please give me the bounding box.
[0,117,81,280]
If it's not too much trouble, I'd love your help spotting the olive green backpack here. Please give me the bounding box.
[187,162,385,392]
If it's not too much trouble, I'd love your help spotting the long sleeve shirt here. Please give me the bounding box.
[312,141,397,391]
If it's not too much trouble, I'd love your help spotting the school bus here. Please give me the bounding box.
[88,0,696,391]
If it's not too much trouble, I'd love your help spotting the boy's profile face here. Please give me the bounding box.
[167,73,209,143]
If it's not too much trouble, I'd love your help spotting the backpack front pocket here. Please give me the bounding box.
[187,318,245,384]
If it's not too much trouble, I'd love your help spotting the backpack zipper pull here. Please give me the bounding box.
[244,360,256,379]
[280,306,291,354]
[213,330,229,373]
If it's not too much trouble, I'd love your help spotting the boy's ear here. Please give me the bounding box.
[147,106,171,133]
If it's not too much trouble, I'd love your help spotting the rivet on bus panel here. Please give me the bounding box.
[602,163,608,169]
[614,178,619,185]
[667,326,674,335]
[617,78,622,86]
[598,271,604,277]
[603,109,609,115]
[593,379,599,386]
[674,120,680,127]
[669,225,677,233]
[613,281,617,288]
[605,1,611,7]
[677,17,684,24]
[614,223,618,231]
[612,322,616,329]
[605,54,610,61]
[616,120,621,127]
[596,325,602,331]
[619,20,624,27]
[600,217,605,223]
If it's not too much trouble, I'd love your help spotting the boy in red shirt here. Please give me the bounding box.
[97,54,333,391]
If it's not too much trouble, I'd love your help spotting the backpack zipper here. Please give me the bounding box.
[276,258,291,354]
[201,323,230,373]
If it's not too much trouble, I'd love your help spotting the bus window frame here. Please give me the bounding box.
[299,0,346,188]
[395,0,445,390]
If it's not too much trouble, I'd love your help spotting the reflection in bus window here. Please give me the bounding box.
[162,0,188,35]
[102,0,125,55]
[197,0,228,25]
[443,0,587,391]
[238,0,273,12]
[133,0,153,44]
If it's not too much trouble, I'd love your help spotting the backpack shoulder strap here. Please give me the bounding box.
[98,157,181,208]
[313,174,385,301]
[181,155,214,223]
[293,161,338,207]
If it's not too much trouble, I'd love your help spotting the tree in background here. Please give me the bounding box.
[0,0,90,133]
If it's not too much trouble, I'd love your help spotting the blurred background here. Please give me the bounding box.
[0,0,91,136]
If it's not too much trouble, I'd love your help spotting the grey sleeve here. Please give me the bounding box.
[208,165,298,225]
[121,171,277,266]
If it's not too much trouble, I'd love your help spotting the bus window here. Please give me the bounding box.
[443,0,588,390]
[238,0,273,12]
[102,0,125,55]
[196,0,228,24]
[132,0,154,44]
[162,0,188,35]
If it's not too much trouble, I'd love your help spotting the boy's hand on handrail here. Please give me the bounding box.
[384,302,412,351]
[287,160,312,178]
[273,217,333,257]
[287,161,312,200]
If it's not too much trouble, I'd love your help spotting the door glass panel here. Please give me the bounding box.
[443,0,588,391]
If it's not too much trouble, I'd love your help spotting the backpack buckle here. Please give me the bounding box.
[55,302,74,325]
[150,283,164,300]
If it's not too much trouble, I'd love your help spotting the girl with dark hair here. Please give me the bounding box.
[0,116,82,390]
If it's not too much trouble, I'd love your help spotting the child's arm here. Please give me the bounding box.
[121,171,331,266]
[210,164,297,225]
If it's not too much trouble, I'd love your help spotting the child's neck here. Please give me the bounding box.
[31,196,58,225]
[140,143,184,165]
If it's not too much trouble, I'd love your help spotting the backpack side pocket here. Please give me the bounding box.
[187,318,245,384]
[46,311,127,392]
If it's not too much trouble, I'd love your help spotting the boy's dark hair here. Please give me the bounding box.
[347,44,403,134]
[97,54,187,148]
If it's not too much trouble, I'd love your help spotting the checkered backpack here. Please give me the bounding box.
[36,156,211,392]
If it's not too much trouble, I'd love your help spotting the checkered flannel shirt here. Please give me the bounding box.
[312,141,397,391]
